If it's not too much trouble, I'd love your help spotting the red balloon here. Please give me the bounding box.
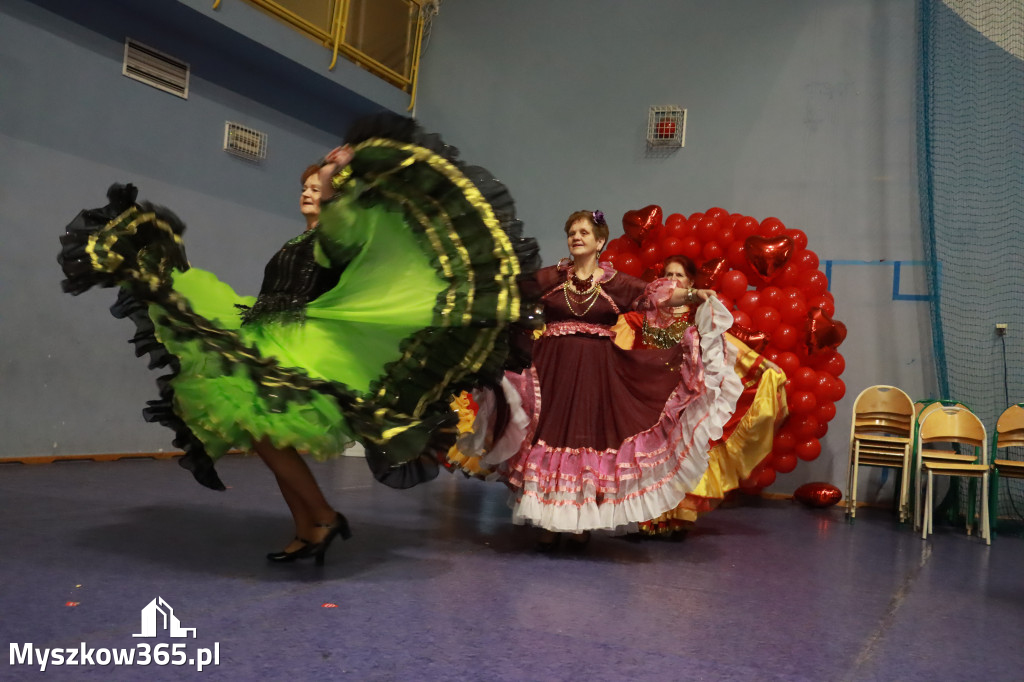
[764,349,781,364]
[774,428,797,453]
[729,323,769,352]
[777,263,802,287]
[640,241,664,268]
[738,291,762,313]
[688,211,706,224]
[792,367,817,390]
[733,216,759,241]
[779,297,809,325]
[702,241,724,261]
[759,217,787,237]
[731,310,752,328]
[668,220,693,240]
[812,372,835,400]
[661,237,684,257]
[807,292,835,317]
[705,207,729,222]
[696,217,719,243]
[776,352,801,377]
[771,323,799,350]
[813,350,845,376]
[786,229,809,251]
[813,420,829,439]
[726,241,748,271]
[617,253,643,278]
[666,213,686,229]
[622,205,663,244]
[798,270,829,295]
[752,306,781,333]
[793,482,841,507]
[716,226,736,246]
[794,414,820,438]
[744,235,794,281]
[782,286,804,301]
[680,236,702,260]
[806,307,847,355]
[789,390,818,415]
[773,452,798,473]
[829,378,846,402]
[756,467,777,487]
[792,249,820,271]
[694,257,728,289]
[795,438,822,461]
[716,295,735,311]
[720,270,748,300]
[759,286,783,310]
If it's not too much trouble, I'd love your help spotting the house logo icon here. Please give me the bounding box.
[132,597,196,638]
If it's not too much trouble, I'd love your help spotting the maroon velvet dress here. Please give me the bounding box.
[481,262,741,532]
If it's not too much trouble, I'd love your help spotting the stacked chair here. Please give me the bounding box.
[915,404,990,544]
[846,387,1024,545]
[846,386,915,522]
[989,404,1024,535]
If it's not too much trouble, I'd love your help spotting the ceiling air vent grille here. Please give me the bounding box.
[123,38,189,99]
[224,122,268,162]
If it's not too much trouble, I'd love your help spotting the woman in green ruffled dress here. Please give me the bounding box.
[58,115,540,565]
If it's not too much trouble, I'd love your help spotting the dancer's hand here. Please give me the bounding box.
[318,145,354,201]
[683,288,716,304]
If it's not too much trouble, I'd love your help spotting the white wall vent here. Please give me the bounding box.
[122,39,190,99]
[224,122,268,162]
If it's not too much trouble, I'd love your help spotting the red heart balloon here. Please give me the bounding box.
[744,235,794,281]
[694,257,727,289]
[728,322,769,352]
[622,205,663,245]
[793,482,842,507]
[805,307,847,355]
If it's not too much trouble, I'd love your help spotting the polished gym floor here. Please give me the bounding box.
[2,455,1021,681]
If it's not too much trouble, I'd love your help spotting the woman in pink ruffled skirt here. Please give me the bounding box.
[450,209,742,551]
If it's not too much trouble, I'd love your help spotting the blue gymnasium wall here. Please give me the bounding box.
[413,0,934,495]
[0,0,399,459]
[2,0,933,498]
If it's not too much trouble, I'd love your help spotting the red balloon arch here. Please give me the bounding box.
[602,205,847,490]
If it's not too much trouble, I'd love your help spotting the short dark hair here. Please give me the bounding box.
[663,254,697,280]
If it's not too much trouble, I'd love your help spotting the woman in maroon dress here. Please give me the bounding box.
[457,210,742,550]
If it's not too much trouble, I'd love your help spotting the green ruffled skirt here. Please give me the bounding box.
[58,115,539,490]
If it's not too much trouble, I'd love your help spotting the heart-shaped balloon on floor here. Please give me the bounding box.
[793,482,842,507]
[806,307,847,354]
[745,235,794,281]
[623,205,663,245]
[694,257,728,289]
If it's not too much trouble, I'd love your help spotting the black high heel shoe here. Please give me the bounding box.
[535,530,561,553]
[299,513,352,566]
[266,537,311,563]
[565,530,591,552]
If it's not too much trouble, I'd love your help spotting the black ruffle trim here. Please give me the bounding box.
[343,112,543,376]
[58,187,225,491]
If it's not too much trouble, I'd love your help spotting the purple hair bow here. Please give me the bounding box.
[592,210,606,225]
